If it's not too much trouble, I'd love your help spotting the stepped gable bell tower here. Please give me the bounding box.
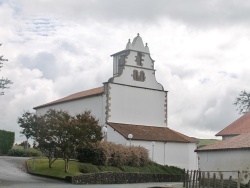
[109,33,163,91]
[105,34,167,127]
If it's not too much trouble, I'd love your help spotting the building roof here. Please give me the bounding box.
[196,133,250,152]
[34,86,104,109]
[216,112,250,136]
[107,122,197,143]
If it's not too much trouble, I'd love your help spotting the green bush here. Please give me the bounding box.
[77,146,107,166]
[0,130,15,154]
[101,142,149,167]
[77,142,149,167]
[7,148,42,157]
[78,163,100,173]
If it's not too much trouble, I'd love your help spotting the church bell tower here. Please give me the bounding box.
[105,34,168,127]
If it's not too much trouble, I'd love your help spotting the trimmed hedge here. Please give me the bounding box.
[0,129,15,154]
[77,142,149,167]
[7,148,42,157]
[77,146,106,166]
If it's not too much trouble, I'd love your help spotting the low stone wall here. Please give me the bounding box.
[65,172,182,184]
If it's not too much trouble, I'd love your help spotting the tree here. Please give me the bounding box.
[18,111,37,150]
[18,111,58,167]
[49,110,103,172]
[18,109,103,172]
[0,44,13,95]
[234,90,250,114]
[18,111,38,138]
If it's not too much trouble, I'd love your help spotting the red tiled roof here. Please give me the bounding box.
[34,86,104,109]
[216,112,250,136]
[107,122,197,143]
[196,133,250,152]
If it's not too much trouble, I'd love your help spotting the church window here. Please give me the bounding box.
[140,71,145,82]
[118,54,126,74]
[133,70,138,80]
[132,70,145,82]
[135,52,144,66]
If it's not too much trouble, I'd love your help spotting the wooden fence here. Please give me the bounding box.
[183,170,243,188]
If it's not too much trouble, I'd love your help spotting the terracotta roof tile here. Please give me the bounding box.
[196,133,250,152]
[216,112,250,136]
[34,86,104,109]
[107,122,197,143]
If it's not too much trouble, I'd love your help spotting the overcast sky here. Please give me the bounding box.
[1,0,249,143]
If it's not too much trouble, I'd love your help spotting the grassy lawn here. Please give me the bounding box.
[27,158,82,178]
[27,158,183,179]
[197,138,220,148]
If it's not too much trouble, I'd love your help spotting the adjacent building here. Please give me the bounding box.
[196,112,250,184]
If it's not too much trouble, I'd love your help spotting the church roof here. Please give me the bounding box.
[111,34,150,56]
[34,86,104,109]
[107,122,197,143]
[196,133,250,152]
[216,112,250,136]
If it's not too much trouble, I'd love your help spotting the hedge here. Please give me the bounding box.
[7,148,42,157]
[77,142,149,167]
[0,129,15,154]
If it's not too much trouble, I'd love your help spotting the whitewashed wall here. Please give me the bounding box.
[198,150,250,184]
[112,51,163,90]
[36,95,106,125]
[106,83,167,127]
[107,126,197,170]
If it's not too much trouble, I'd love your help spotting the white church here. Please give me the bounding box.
[34,34,197,170]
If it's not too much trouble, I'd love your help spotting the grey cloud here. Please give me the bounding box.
[17,0,250,27]
[19,52,57,80]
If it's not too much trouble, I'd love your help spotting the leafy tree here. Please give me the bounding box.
[52,110,103,172]
[35,112,60,168]
[18,109,103,172]
[233,90,250,114]
[0,44,13,95]
[18,111,58,167]
[18,111,37,141]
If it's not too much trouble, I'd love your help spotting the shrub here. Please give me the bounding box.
[77,142,149,167]
[101,143,149,167]
[0,130,15,154]
[77,146,107,166]
[7,148,42,157]
[78,163,100,173]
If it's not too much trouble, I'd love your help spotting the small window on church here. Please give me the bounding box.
[133,70,138,80]
[118,54,126,74]
[132,70,145,82]
[140,71,145,82]
[135,52,144,66]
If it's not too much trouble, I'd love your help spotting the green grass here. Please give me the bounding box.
[27,158,82,178]
[27,158,184,179]
[197,139,220,148]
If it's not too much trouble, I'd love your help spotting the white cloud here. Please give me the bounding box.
[1,0,250,143]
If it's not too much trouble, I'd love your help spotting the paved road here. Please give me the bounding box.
[0,156,182,188]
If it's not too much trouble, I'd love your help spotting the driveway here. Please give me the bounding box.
[0,156,182,188]
[0,156,63,187]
